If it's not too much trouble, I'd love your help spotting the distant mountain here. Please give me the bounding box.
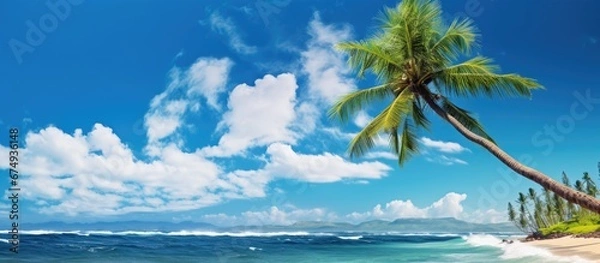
[224,217,517,233]
[23,218,518,233]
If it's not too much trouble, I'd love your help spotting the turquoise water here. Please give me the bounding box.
[0,231,591,262]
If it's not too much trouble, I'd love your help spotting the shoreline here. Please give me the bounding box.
[526,236,600,262]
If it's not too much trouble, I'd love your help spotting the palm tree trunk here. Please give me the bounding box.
[421,95,600,214]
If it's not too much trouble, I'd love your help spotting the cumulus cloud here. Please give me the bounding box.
[204,12,257,54]
[346,192,468,222]
[1,124,228,216]
[263,143,391,183]
[301,12,355,106]
[0,17,400,218]
[200,192,507,226]
[201,73,301,157]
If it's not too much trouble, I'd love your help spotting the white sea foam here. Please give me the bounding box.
[248,246,262,251]
[0,238,9,243]
[381,232,461,237]
[337,235,363,240]
[21,230,83,235]
[463,234,592,263]
[12,229,334,237]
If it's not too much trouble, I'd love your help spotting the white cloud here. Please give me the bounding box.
[203,206,337,226]
[200,193,507,226]
[346,192,468,222]
[353,110,371,128]
[185,57,233,110]
[322,127,356,141]
[301,12,355,106]
[205,12,257,54]
[263,143,391,183]
[201,73,301,157]
[420,137,468,153]
[420,137,469,165]
[1,124,233,216]
[426,155,468,166]
[144,58,232,153]
[0,16,406,218]
[363,151,397,160]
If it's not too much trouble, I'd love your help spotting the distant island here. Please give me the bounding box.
[20,217,518,234]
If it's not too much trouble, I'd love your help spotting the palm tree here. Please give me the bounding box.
[517,192,537,231]
[561,172,576,218]
[507,202,525,233]
[552,192,566,221]
[582,172,598,197]
[328,0,600,213]
[542,188,557,225]
[527,188,546,228]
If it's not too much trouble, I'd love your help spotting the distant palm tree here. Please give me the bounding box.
[582,172,598,197]
[518,192,537,230]
[507,202,525,233]
[542,188,557,225]
[552,192,566,221]
[561,172,576,218]
[329,0,600,213]
[528,188,548,228]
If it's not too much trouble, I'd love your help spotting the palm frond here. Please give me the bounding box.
[382,87,413,130]
[398,119,419,165]
[389,126,400,154]
[440,97,496,144]
[411,98,430,129]
[347,103,393,158]
[337,38,402,80]
[379,0,442,62]
[328,84,393,123]
[436,56,543,97]
[431,18,478,62]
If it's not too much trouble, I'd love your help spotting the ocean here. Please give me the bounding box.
[0,231,591,262]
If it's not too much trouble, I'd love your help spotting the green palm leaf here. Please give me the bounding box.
[328,84,393,123]
[436,57,543,97]
[431,18,478,61]
[337,39,402,80]
[440,97,496,144]
[347,104,393,158]
[398,119,419,165]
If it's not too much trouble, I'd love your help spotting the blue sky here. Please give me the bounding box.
[1,0,599,226]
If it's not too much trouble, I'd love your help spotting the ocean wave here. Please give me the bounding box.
[337,235,363,240]
[462,234,592,263]
[0,238,9,244]
[380,232,461,238]
[12,230,336,237]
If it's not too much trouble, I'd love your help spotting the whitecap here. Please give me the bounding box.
[337,235,363,240]
[463,234,592,263]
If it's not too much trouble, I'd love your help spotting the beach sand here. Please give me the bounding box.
[529,236,600,262]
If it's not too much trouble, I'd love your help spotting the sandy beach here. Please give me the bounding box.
[529,236,600,262]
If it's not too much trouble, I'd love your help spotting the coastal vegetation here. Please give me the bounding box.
[507,168,600,238]
[328,0,600,213]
